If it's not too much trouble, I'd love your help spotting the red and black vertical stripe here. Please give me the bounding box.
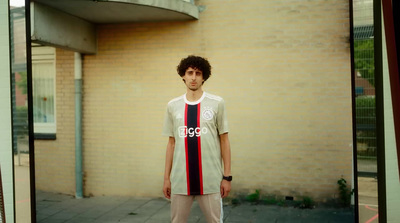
[184,103,203,195]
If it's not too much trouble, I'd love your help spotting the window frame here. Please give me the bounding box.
[31,46,56,135]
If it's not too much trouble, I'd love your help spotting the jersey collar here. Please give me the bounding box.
[184,92,206,105]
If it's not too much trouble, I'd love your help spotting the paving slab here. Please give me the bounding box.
[36,191,357,223]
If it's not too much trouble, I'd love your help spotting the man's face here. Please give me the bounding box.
[183,67,204,91]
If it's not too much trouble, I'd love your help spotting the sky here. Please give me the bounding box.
[10,0,25,7]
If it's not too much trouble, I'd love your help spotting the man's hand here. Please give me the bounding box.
[163,137,174,199]
[163,180,171,199]
[219,133,231,198]
[220,180,231,198]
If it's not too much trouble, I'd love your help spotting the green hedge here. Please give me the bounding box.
[14,106,28,137]
[355,97,375,126]
[355,97,376,156]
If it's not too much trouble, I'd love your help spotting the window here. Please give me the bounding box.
[32,46,56,135]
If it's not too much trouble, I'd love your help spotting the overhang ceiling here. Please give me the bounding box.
[32,0,199,24]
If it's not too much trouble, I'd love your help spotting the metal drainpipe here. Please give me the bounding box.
[74,52,83,199]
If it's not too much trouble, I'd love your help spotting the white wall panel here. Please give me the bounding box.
[0,0,14,222]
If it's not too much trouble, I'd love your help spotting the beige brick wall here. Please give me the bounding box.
[35,48,76,194]
[36,0,353,201]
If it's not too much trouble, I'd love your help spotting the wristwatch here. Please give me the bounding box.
[222,176,232,182]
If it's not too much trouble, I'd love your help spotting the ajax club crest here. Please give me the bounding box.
[202,107,214,121]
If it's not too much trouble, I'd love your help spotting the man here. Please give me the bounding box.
[162,55,232,223]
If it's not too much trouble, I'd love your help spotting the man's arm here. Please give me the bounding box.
[163,137,175,199]
[220,133,231,198]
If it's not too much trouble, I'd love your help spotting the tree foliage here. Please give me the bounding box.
[354,39,374,87]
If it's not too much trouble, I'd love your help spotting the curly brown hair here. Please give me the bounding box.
[177,55,212,81]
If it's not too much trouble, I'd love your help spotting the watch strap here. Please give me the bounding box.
[222,176,232,181]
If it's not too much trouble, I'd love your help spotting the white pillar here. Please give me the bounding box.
[0,1,14,222]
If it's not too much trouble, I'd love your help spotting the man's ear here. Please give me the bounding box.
[182,79,186,83]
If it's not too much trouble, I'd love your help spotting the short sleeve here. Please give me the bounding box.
[162,105,174,137]
[217,99,229,134]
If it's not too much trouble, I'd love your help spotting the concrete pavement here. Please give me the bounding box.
[14,154,377,222]
[32,177,378,223]
[35,190,355,223]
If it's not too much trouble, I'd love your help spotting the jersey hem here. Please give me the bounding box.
[171,191,221,195]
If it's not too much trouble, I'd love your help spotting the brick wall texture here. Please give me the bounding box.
[35,49,76,195]
[35,0,353,202]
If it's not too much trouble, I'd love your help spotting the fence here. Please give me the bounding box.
[353,0,377,175]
